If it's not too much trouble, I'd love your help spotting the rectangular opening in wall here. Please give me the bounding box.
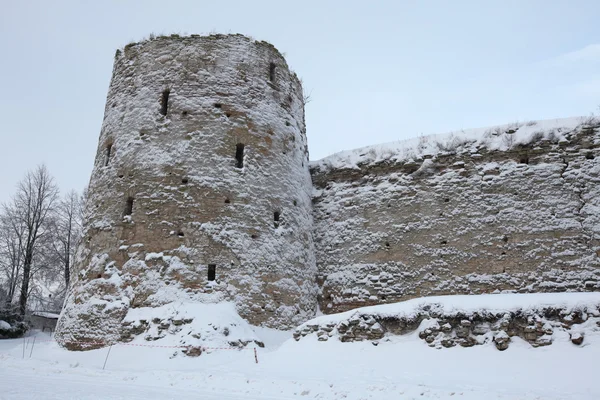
[274,211,280,228]
[104,144,112,166]
[269,63,276,82]
[160,89,170,116]
[124,197,134,216]
[235,143,245,168]
[207,264,216,281]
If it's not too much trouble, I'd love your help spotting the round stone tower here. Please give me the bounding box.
[55,34,317,349]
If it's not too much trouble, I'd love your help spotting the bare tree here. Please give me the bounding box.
[0,205,26,309]
[51,190,82,292]
[6,165,59,316]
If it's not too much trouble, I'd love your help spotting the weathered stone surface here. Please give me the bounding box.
[455,326,470,339]
[294,302,600,351]
[472,323,490,335]
[440,336,456,348]
[457,337,477,347]
[312,122,600,315]
[56,34,317,348]
[494,331,510,351]
[183,346,203,357]
[53,31,600,350]
[571,332,584,345]
[533,335,553,347]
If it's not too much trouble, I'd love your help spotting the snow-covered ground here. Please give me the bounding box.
[2,293,600,400]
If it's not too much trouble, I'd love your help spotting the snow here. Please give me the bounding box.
[0,320,10,330]
[3,292,600,399]
[122,302,262,350]
[32,312,60,319]
[311,116,590,172]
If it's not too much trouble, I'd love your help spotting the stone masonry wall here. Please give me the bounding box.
[56,34,317,349]
[311,123,600,314]
[56,33,600,350]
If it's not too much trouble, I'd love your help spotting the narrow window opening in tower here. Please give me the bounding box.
[177,230,184,237]
[124,197,134,216]
[207,264,216,281]
[519,156,529,164]
[160,89,170,116]
[585,152,594,160]
[235,143,245,168]
[224,198,231,204]
[181,177,189,184]
[104,144,112,166]
[269,62,276,82]
[273,211,281,228]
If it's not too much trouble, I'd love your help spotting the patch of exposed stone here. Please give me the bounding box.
[294,304,599,351]
[121,316,193,342]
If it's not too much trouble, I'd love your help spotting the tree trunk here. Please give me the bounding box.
[19,252,33,315]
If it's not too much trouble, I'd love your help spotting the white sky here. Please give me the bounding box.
[0,0,599,203]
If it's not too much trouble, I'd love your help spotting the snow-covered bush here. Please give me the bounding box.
[0,308,28,339]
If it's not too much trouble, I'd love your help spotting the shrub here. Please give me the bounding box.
[0,308,29,339]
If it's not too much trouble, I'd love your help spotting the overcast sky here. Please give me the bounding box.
[0,0,599,203]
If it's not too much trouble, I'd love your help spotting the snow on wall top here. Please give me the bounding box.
[311,116,594,172]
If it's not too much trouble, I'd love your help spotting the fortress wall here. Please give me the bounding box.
[311,124,600,314]
[56,35,317,348]
[54,33,600,347]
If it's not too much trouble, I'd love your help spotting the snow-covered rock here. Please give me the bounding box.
[294,292,600,351]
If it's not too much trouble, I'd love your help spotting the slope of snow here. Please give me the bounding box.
[311,116,594,171]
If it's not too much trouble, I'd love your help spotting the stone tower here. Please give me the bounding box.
[55,34,317,349]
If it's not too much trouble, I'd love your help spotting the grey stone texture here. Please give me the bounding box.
[294,303,599,351]
[56,33,600,350]
[56,34,316,349]
[311,126,600,314]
